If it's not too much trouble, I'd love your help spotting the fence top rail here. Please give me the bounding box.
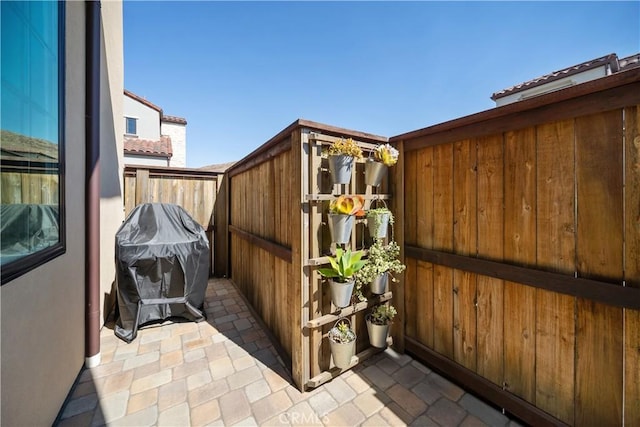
[124,164,222,179]
[390,66,640,146]
[226,118,388,177]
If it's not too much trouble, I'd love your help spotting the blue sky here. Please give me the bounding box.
[124,1,640,168]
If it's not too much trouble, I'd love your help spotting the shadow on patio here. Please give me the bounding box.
[55,278,519,426]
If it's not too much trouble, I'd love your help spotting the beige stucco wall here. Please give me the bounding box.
[0,2,123,425]
[124,94,161,140]
[100,0,124,321]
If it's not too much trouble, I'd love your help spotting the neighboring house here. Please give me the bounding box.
[492,52,640,106]
[123,89,187,167]
[1,2,124,426]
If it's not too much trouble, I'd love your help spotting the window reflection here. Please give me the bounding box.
[1,1,64,281]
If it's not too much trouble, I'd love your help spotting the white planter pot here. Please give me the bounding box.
[367,212,390,239]
[329,279,355,308]
[330,338,356,369]
[328,154,353,185]
[370,272,389,295]
[365,161,387,187]
[328,214,354,245]
[366,315,390,348]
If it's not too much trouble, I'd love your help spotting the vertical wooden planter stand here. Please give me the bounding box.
[300,131,394,390]
[227,120,395,392]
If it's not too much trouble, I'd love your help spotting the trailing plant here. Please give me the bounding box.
[372,143,399,166]
[328,319,356,343]
[325,137,363,159]
[354,240,406,285]
[366,206,394,237]
[368,304,397,325]
[318,248,367,283]
[329,195,365,217]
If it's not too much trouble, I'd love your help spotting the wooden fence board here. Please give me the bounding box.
[416,260,434,347]
[414,147,434,347]
[575,300,623,425]
[404,257,417,339]
[574,110,624,424]
[503,128,537,403]
[625,105,640,424]
[534,120,576,424]
[453,139,477,371]
[415,147,433,248]
[404,151,418,338]
[476,134,504,385]
[2,173,21,203]
[625,309,640,425]
[576,111,624,283]
[432,143,454,358]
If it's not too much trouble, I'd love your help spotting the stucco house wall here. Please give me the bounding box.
[161,120,186,167]
[0,2,123,426]
[123,94,160,140]
[123,153,169,167]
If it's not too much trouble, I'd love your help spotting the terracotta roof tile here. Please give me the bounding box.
[162,115,187,125]
[124,135,173,157]
[491,53,620,100]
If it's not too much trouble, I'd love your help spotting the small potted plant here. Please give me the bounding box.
[355,240,405,295]
[325,137,363,184]
[328,195,365,245]
[328,318,356,369]
[365,143,400,187]
[366,201,394,240]
[318,247,367,308]
[366,304,397,348]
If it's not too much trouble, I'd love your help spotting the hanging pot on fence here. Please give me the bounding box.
[365,160,387,187]
[367,211,390,240]
[366,314,390,348]
[329,319,356,369]
[328,213,354,245]
[329,279,355,308]
[370,272,389,295]
[328,154,354,185]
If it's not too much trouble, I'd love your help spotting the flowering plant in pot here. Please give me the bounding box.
[328,195,365,245]
[328,318,356,369]
[354,240,405,295]
[366,304,397,348]
[325,137,363,185]
[365,143,400,187]
[318,248,367,308]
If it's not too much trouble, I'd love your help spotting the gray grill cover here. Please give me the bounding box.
[114,203,209,342]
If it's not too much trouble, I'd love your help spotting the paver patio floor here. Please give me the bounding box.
[56,278,521,426]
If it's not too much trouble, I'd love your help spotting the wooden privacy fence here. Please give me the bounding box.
[226,120,392,391]
[390,68,640,425]
[1,160,58,204]
[123,165,225,276]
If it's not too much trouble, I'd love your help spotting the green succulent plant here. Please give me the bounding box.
[318,248,367,283]
[369,304,397,325]
[328,319,356,343]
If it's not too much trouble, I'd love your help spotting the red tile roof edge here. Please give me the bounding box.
[491,53,620,100]
[124,135,173,157]
[162,115,187,125]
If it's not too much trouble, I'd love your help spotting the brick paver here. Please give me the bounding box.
[55,278,518,427]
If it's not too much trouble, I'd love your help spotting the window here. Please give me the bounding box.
[1,1,65,284]
[125,117,137,135]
